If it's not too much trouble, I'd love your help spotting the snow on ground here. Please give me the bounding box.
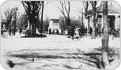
[0,34,120,69]
[1,34,120,53]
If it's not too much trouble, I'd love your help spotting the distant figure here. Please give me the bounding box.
[74,28,80,40]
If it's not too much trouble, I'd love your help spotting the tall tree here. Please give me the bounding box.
[90,1,97,38]
[12,8,18,35]
[83,1,102,37]
[59,1,71,29]
[17,13,28,31]
[83,1,90,35]
[3,7,18,35]
[40,1,44,36]
[102,1,110,68]
[22,1,42,36]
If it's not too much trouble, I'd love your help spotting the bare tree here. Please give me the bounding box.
[59,1,71,28]
[90,1,97,38]
[12,8,18,35]
[83,1,90,35]
[83,1,102,37]
[22,1,42,36]
[40,1,44,36]
[17,13,28,33]
[3,7,18,35]
[4,9,12,35]
[102,1,110,68]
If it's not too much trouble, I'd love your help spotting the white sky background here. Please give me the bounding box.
[0,1,120,20]
[0,1,88,20]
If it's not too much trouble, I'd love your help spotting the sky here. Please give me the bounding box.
[0,1,120,20]
[0,1,87,20]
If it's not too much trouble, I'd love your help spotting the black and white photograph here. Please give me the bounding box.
[0,0,120,69]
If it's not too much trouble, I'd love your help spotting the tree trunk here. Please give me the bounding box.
[7,18,12,36]
[7,21,11,35]
[91,15,96,38]
[28,16,36,36]
[40,1,44,36]
[13,21,16,35]
[13,13,17,35]
[67,13,70,26]
[91,1,96,39]
[32,22,36,36]
[102,1,110,68]
[87,16,90,35]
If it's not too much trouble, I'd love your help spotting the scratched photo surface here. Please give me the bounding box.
[0,0,120,69]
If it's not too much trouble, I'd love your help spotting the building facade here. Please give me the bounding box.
[84,3,120,34]
[48,19,61,34]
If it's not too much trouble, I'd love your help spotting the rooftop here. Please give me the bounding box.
[51,19,59,23]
